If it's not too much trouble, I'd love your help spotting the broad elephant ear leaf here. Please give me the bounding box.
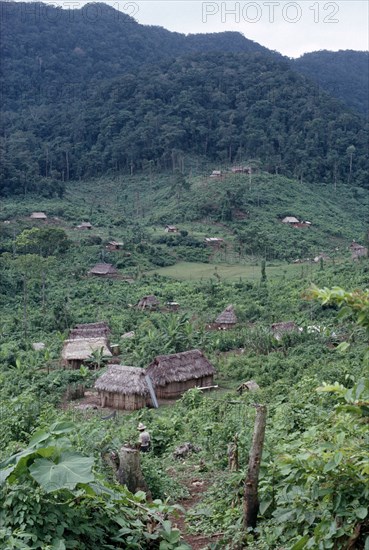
[29,452,94,492]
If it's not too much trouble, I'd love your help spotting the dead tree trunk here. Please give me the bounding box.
[243,404,267,530]
[116,445,152,498]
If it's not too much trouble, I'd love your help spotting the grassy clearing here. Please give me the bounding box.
[148,260,320,281]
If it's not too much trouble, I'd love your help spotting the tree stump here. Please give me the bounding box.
[116,445,151,498]
[243,404,267,529]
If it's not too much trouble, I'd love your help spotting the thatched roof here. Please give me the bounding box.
[204,237,224,244]
[215,305,237,325]
[77,222,92,229]
[137,295,159,309]
[62,337,112,361]
[70,321,110,340]
[282,216,299,224]
[107,240,124,247]
[95,365,149,396]
[271,321,300,340]
[88,263,118,275]
[30,212,47,219]
[121,331,135,339]
[146,349,216,386]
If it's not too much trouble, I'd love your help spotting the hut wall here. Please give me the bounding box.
[100,391,147,410]
[65,359,83,370]
[156,375,214,399]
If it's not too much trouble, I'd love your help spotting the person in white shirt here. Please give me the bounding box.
[137,423,151,452]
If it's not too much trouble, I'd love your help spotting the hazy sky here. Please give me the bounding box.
[130,0,369,57]
[20,0,369,57]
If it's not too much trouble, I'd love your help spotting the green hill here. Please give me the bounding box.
[293,50,369,118]
[1,3,368,198]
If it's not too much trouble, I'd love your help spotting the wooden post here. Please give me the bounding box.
[116,445,152,499]
[243,404,267,530]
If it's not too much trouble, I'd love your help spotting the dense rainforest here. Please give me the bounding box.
[1,2,368,197]
[293,50,369,118]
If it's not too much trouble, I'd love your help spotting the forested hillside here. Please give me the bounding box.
[1,2,368,197]
[293,50,369,118]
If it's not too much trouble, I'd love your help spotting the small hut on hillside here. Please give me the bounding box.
[282,216,300,225]
[204,237,224,247]
[95,365,152,410]
[165,225,178,233]
[137,295,159,310]
[76,222,92,230]
[88,263,119,278]
[215,305,237,329]
[106,240,124,251]
[30,212,47,220]
[146,349,216,399]
[62,337,112,369]
[271,321,300,341]
[231,166,251,174]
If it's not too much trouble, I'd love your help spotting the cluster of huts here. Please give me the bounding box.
[94,349,216,410]
[61,306,239,411]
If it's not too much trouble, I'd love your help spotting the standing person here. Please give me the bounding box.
[137,423,151,452]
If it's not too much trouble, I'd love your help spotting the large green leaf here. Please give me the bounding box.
[29,451,94,492]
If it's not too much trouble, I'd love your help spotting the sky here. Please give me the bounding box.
[131,0,369,57]
[18,0,369,57]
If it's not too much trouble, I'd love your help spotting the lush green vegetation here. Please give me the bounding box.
[293,50,369,118]
[1,168,368,547]
[1,4,369,547]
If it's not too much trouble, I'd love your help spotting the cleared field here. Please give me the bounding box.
[149,260,318,281]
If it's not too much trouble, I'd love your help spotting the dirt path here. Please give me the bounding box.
[173,474,222,549]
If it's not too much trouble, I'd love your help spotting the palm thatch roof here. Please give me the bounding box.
[215,305,237,325]
[70,322,110,340]
[94,365,149,396]
[77,222,92,229]
[88,263,118,276]
[146,349,216,386]
[137,295,159,309]
[30,212,47,219]
[282,216,299,224]
[62,337,112,361]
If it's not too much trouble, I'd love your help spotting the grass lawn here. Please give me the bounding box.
[148,260,319,281]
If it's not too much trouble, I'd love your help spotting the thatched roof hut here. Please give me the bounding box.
[88,263,119,278]
[70,321,110,340]
[215,305,237,329]
[30,212,47,220]
[271,321,300,341]
[95,365,152,410]
[62,337,112,369]
[165,225,178,233]
[106,240,124,251]
[137,295,159,310]
[77,222,92,230]
[146,349,216,399]
[282,216,299,224]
